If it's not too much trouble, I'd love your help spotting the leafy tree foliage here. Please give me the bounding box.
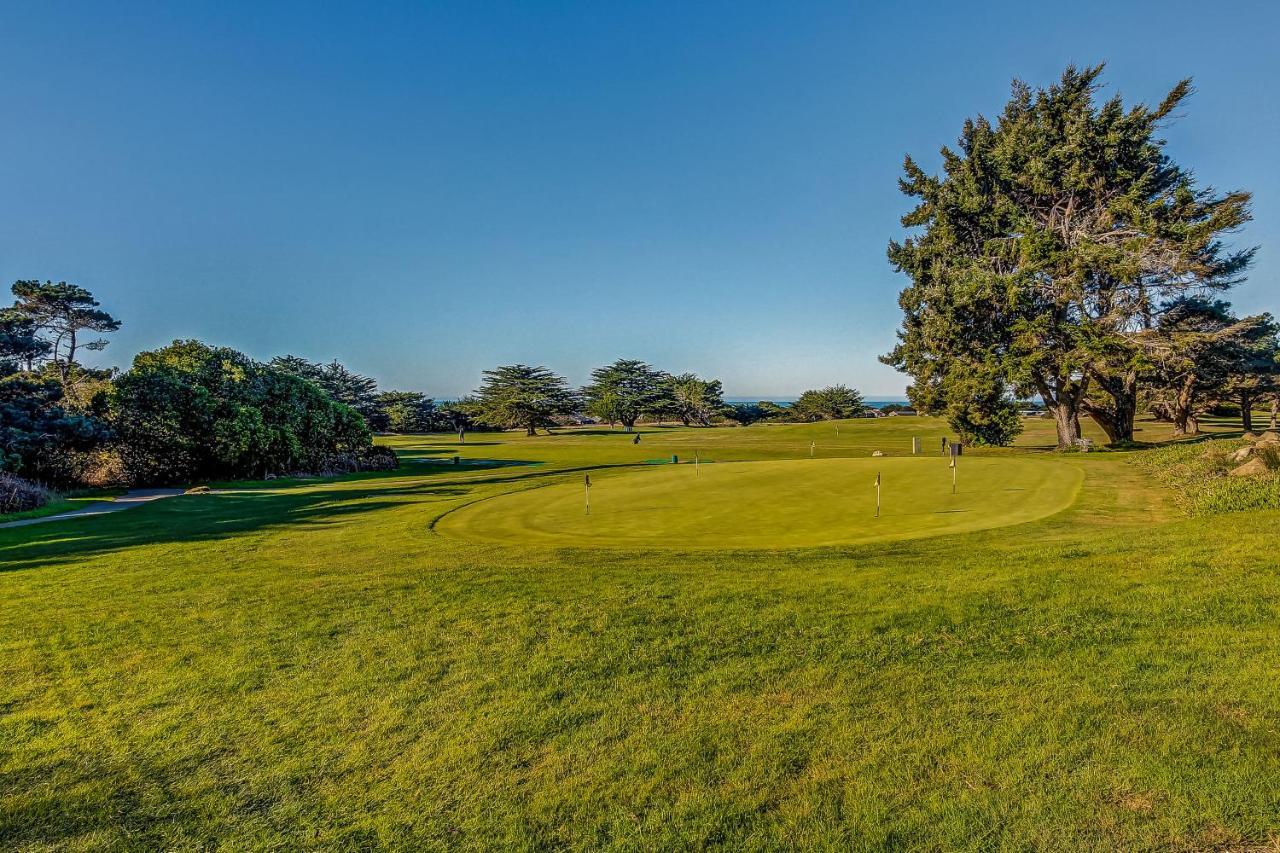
[376,391,437,433]
[113,340,372,483]
[726,401,788,425]
[1144,300,1277,435]
[472,364,578,436]
[791,385,865,421]
[582,359,669,431]
[884,65,1253,448]
[910,373,1022,446]
[1223,323,1280,432]
[0,375,106,479]
[269,355,382,427]
[0,311,49,376]
[665,373,725,426]
[8,280,120,385]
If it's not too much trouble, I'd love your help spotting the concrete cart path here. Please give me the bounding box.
[0,488,185,529]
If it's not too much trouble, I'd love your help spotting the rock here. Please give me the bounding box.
[184,486,210,495]
[1242,431,1260,441]
[871,450,885,457]
[1259,430,1280,443]
[1230,445,1256,463]
[1229,458,1270,477]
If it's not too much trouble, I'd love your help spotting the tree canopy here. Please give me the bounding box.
[9,280,120,385]
[665,373,725,426]
[884,65,1254,448]
[791,385,865,421]
[472,364,578,436]
[113,340,372,483]
[268,355,383,428]
[582,359,669,431]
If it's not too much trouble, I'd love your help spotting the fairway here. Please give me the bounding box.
[437,456,1084,548]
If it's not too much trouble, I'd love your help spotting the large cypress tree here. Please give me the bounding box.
[473,364,578,436]
[582,359,669,432]
[884,65,1253,448]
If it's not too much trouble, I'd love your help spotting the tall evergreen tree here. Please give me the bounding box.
[8,280,120,386]
[582,359,669,432]
[473,364,578,436]
[884,65,1253,448]
[791,385,865,421]
[665,373,725,426]
[1144,299,1277,435]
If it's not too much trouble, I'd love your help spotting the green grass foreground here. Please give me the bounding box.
[3,416,1280,849]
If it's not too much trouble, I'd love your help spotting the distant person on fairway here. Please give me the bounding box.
[633,434,641,445]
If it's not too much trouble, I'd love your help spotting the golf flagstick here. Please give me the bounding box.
[810,441,815,458]
[875,471,881,518]
[950,455,956,494]
[694,450,699,476]
[584,473,591,515]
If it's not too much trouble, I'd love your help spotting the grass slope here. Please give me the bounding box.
[3,416,1280,850]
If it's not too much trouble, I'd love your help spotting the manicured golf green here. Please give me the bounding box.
[438,456,1083,548]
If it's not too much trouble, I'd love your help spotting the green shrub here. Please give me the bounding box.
[1130,439,1280,516]
[111,340,374,484]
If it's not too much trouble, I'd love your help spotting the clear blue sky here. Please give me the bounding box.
[2,1,1277,398]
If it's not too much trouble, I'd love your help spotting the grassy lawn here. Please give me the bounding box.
[3,416,1280,849]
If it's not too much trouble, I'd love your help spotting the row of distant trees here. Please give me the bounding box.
[885,65,1280,448]
[0,280,867,490]
[462,361,866,435]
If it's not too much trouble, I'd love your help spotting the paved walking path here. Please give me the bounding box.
[0,488,185,529]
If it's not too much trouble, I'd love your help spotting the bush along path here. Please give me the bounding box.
[0,488,185,529]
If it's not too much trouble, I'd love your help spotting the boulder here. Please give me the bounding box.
[1259,430,1280,443]
[1230,445,1256,463]
[1229,458,1270,477]
[184,485,211,495]
[871,450,885,457]
[1242,431,1260,442]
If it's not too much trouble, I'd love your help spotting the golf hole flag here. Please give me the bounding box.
[584,473,591,515]
[874,471,881,518]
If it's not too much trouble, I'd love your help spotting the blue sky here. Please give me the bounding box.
[2,1,1277,397]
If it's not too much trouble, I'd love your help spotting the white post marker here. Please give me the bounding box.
[810,441,815,458]
[694,449,699,476]
[584,473,591,515]
[950,454,956,494]
[875,471,881,518]
[912,436,920,455]
[836,424,840,437]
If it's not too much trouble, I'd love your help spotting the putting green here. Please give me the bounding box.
[436,456,1084,549]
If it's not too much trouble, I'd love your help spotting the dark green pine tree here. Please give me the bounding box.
[883,65,1253,448]
[473,364,579,436]
[582,359,669,432]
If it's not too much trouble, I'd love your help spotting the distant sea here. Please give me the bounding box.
[725,397,909,409]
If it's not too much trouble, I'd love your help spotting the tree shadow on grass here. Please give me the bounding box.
[0,459,544,574]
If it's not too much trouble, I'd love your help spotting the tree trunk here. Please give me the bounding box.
[1037,376,1087,450]
[1171,375,1199,436]
[1048,402,1082,448]
[622,418,635,433]
[1241,390,1253,433]
[526,421,537,437]
[1271,396,1279,430]
[1083,370,1137,445]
